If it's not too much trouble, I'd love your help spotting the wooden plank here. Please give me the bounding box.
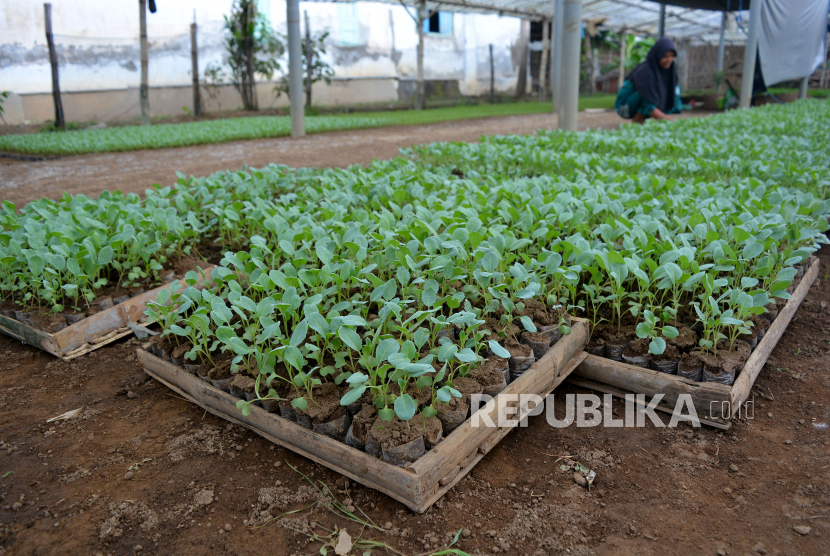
[52,306,128,355]
[574,354,732,419]
[567,376,731,430]
[409,319,589,492]
[569,257,819,427]
[0,314,60,356]
[478,351,588,456]
[137,350,421,509]
[730,256,820,412]
[0,264,215,359]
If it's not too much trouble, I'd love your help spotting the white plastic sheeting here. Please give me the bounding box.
[758,0,829,85]
[307,0,750,43]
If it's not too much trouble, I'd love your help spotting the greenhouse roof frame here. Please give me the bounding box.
[309,0,751,44]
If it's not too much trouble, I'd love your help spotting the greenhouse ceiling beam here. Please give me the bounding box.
[422,0,548,19]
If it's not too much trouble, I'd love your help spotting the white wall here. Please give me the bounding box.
[0,1,526,121]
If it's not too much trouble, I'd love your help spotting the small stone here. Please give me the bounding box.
[723,487,732,495]
[717,550,726,556]
[768,413,773,418]
[729,464,739,472]
[126,391,137,399]
[384,522,393,530]
[274,461,282,468]
[629,525,637,534]
[752,541,767,554]
[474,522,481,529]
[573,472,587,487]
[224,524,232,531]
[11,502,21,511]
[793,525,811,535]
[798,419,805,425]
[784,440,792,445]
[134,545,143,552]
[462,529,472,538]
[194,488,214,506]
[123,472,133,480]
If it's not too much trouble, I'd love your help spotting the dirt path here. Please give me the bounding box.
[0,110,713,207]
[0,250,827,556]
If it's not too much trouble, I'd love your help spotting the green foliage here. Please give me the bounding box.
[273,28,335,108]
[0,99,616,157]
[3,101,828,421]
[204,0,285,110]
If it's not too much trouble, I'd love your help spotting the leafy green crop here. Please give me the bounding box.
[2,101,827,439]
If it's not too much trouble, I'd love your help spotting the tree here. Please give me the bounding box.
[274,27,335,109]
[205,0,284,111]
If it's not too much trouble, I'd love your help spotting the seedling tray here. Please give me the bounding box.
[136,318,589,513]
[0,266,214,360]
[568,257,820,429]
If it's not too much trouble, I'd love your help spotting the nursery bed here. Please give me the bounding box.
[0,265,214,360]
[137,318,589,513]
[568,257,820,429]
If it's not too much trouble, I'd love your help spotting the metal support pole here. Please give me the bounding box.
[539,19,550,101]
[739,0,762,109]
[489,44,495,103]
[799,77,809,99]
[551,0,564,113]
[139,0,150,125]
[287,0,305,136]
[416,1,426,110]
[658,3,666,38]
[558,0,581,131]
[618,28,626,90]
[190,22,201,117]
[44,3,65,130]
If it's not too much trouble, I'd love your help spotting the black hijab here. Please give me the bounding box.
[628,37,678,113]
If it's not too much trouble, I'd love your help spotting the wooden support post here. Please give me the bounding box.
[539,19,550,101]
[618,28,626,91]
[416,1,426,110]
[139,0,150,125]
[304,10,313,108]
[190,22,201,118]
[489,43,495,103]
[43,3,65,130]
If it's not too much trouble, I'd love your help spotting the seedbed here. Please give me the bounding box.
[0,264,214,359]
[569,257,820,428]
[137,318,588,513]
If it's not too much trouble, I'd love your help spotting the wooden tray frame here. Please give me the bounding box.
[568,257,820,429]
[0,266,214,360]
[137,318,589,513]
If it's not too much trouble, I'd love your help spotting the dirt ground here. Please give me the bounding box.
[1,107,825,556]
[0,109,714,208]
[0,249,826,556]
